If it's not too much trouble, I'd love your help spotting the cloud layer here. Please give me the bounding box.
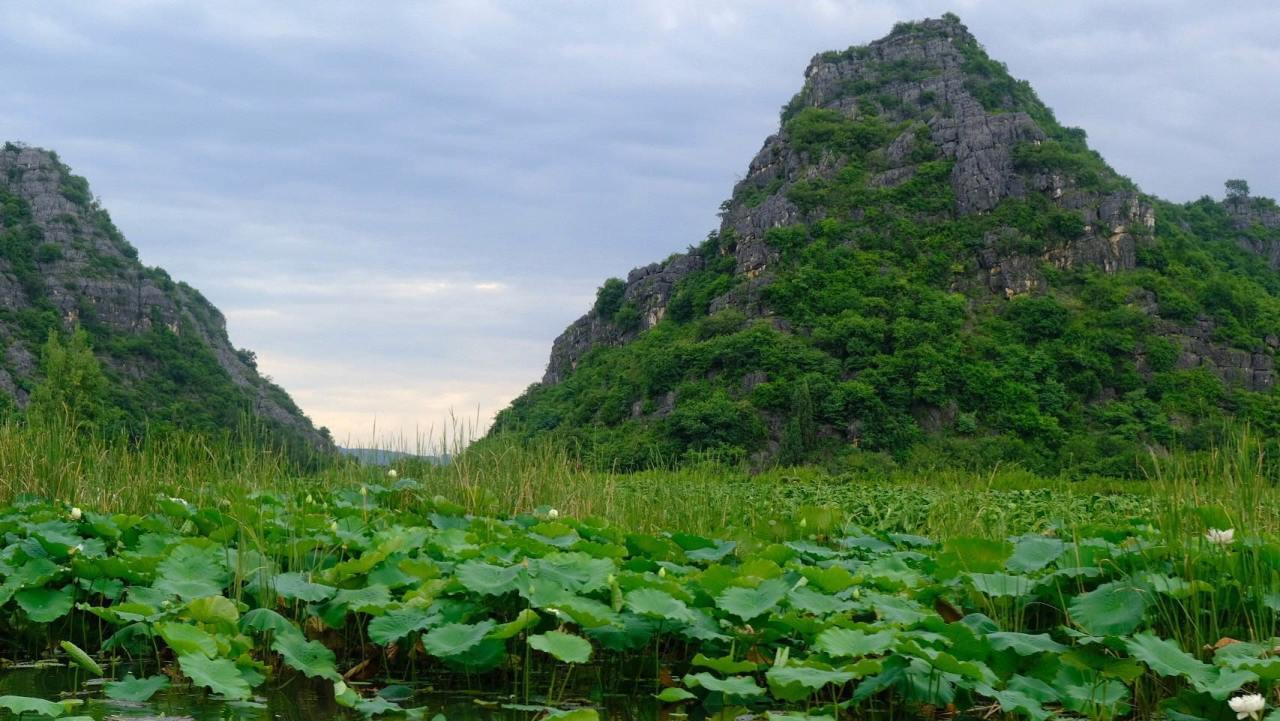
[1,1,1275,445]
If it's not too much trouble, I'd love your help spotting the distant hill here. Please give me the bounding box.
[494,15,1280,476]
[339,447,446,466]
[0,142,333,454]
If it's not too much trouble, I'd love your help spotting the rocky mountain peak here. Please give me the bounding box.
[499,17,1280,474]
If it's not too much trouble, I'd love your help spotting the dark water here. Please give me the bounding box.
[0,666,662,720]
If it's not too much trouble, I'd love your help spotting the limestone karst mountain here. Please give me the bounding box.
[0,142,332,454]
[494,15,1280,475]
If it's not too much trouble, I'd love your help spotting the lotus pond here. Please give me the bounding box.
[1,479,1279,721]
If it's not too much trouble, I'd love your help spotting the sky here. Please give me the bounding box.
[0,1,1276,447]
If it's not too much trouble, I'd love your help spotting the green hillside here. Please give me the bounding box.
[494,15,1280,477]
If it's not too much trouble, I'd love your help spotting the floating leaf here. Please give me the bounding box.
[655,687,697,702]
[0,694,68,717]
[682,672,765,697]
[104,674,170,702]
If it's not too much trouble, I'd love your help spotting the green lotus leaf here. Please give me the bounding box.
[529,553,614,593]
[421,620,496,658]
[0,694,68,717]
[788,585,854,615]
[986,631,1067,655]
[270,572,336,603]
[967,572,1035,598]
[715,578,789,621]
[154,544,231,600]
[682,672,765,697]
[542,709,599,721]
[548,596,618,629]
[814,628,897,658]
[691,653,758,675]
[454,560,521,596]
[16,585,75,622]
[330,584,392,614]
[368,608,441,645]
[488,608,540,640]
[654,687,697,702]
[156,621,218,657]
[177,653,252,699]
[1005,536,1065,573]
[528,631,592,664]
[766,665,855,701]
[105,674,170,702]
[1069,580,1148,636]
[240,608,300,639]
[272,632,341,681]
[624,588,692,623]
[186,595,239,629]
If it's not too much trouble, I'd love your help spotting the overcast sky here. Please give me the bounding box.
[1,1,1276,446]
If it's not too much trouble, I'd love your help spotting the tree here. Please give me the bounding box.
[1225,179,1250,201]
[27,326,111,431]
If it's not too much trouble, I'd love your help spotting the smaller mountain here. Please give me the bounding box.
[0,142,332,454]
[339,447,446,467]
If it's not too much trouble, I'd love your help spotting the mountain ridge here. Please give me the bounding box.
[494,14,1280,475]
[0,142,333,454]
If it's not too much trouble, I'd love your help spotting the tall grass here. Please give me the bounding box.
[0,422,323,511]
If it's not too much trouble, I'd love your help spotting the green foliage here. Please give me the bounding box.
[593,278,627,319]
[27,327,112,431]
[0,477,1277,719]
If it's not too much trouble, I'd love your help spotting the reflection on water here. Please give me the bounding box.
[0,666,661,720]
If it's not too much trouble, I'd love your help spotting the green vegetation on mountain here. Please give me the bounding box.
[495,15,1280,478]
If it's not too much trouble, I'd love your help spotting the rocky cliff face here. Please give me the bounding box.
[0,143,332,451]
[500,15,1280,473]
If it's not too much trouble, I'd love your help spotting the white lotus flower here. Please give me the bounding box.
[69,507,82,521]
[359,485,368,496]
[1206,528,1236,546]
[547,508,559,519]
[68,544,82,557]
[1229,693,1265,720]
[330,521,339,532]
[387,469,398,479]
